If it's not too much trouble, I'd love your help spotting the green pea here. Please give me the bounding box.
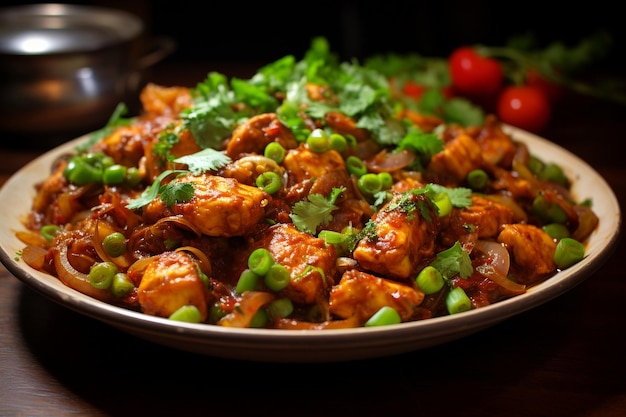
[364,306,401,327]
[111,273,134,298]
[103,164,127,185]
[467,169,488,190]
[236,269,260,295]
[345,155,367,177]
[64,157,103,185]
[264,142,286,164]
[247,248,274,276]
[540,162,569,187]
[88,262,118,289]
[416,266,444,294]
[169,305,202,323]
[378,172,393,190]
[264,263,290,292]
[102,232,127,257]
[543,223,570,240]
[446,287,472,315]
[255,171,282,194]
[306,128,331,153]
[357,173,382,195]
[554,237,585,269]
[329,133,347,153]
[125,167,142,187]
[267,297,294,319]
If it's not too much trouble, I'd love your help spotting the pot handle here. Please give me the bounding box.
[138,36,177,69]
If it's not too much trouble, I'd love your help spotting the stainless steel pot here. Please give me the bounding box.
[0,3,175,141]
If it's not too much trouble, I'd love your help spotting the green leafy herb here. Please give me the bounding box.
[126,149,231,210]
[429,241,473,280]
[396,127,444,172]
[174,148,231,175]
[290,187,345,234]
[160,182,195,207]
[126,169,187,210]
[410,183,472,209]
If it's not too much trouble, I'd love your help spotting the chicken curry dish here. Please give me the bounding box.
[15,38,599,329]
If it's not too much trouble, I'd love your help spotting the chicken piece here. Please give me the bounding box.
[439,194,516,248]
[139,83,192,116]
[426,133,484,185]
[137,251,209,321]
[353,192,439,280]
[497,223,557,284]
[143,174,270,237]
[283,143,346,186]
[255,223,337,305]
[329,269,424,323]
[91,123,146,168]
[225,113,299,159]
[473,115,517,168]
[283,144,371,231]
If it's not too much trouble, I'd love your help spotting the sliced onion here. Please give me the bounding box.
[153,215,202,238]
[473,240,526,294]
[365,149,416,173]
[54,244,111,302]
[127,255,160,275]
[175,246,212,277]
[21,245,48,271]
[93,219,132,269]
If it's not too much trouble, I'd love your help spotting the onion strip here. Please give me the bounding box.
[175,246,212,277]
[473,240,526,294]
[54,244,111,302]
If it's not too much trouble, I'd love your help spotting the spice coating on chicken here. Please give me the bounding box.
[329,269,424,323]
[439,194,516,247]
[427,133,484,185]
[353,192,439,280]
[143,174,270,237]
[497,223,557,284]
[255,223,337,305]
[225,113,299,159]
[137,251,209,321]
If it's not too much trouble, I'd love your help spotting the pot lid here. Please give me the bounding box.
[0,3,143,55]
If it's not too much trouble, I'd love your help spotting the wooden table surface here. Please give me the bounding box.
[1,61,625,417]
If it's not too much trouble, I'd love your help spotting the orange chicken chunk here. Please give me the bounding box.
[137,251,209,321]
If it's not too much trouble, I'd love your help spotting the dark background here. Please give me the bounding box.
[4,0,626,70]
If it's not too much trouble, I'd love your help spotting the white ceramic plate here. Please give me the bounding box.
[0,126,621,363]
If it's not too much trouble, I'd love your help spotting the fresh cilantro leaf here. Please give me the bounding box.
[427,184,472,208]
[430,241,473,280]
[396,128,444,171]
[160,182,195,207]
[126,169,187,210]
[173,149,231,175]
[290,187,345,234]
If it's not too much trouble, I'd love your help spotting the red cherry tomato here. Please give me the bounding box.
[497,85,551,133]
[448,47,504,99]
